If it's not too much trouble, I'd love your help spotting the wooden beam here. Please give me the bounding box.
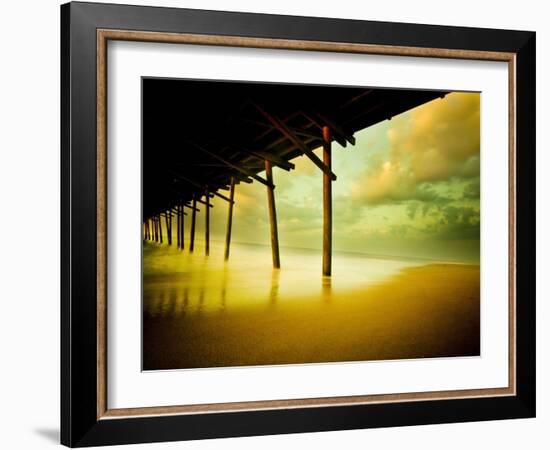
[194,163,261,172]
[199,139,295,171]
[227,172,254,184]
[339,89,373,109]
[205,188,210,256]
[193,163,257,169]
[195,197,214,208]
[301,111,347,148]
[251,101,337,181]
[202,167,253,185]
[208,189,234,204]
[252,110,302,142]
[189,141,274,188]
[162,210,184,217]
[265,161,280,269]
[234,146,294,171]
[166,185,193,207]
[261,130,321,153]
[315,112,356,146]
[190,194,197,253]
[173,171,242,202]
[169,207,187,217]
[182,203,199,212]
[272,136,320,156]
[239,118,320,140]
[224,177,236,260]
[322,126,332,276]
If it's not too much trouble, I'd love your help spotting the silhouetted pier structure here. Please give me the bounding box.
[143,79,446,275]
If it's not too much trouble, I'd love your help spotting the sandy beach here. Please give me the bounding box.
[142,241,480,370]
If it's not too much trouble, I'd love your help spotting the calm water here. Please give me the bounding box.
[143,240,427,316]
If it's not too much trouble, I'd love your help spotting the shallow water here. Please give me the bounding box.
[143,240,427,316]
[143,240,480,370]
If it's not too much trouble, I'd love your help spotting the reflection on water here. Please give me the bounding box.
[143,240,424,317]
[321,276,332,303]
[143,240,480,370]
[269,269,280,307]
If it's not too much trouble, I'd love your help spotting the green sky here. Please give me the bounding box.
[197,92,480,263]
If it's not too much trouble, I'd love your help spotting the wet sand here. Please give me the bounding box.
[143,242,479,370]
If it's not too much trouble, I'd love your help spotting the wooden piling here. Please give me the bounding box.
[205,188,210,256]
[322,126,332,276]
[180,203,185,250]
[165,212,172,245]
[176,207,180,248]
[265,160,280,268]
[224,177,236,260]
[190,194,197,252]
[158,215,163,243]
[176,206,180,249]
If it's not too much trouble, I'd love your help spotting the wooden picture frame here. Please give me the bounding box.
[61,1,535,447]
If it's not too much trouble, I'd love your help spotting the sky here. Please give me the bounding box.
[196,92,481,263]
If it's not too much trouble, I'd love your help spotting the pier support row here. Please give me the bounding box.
[144,126,332,276]
[144,221,150,240]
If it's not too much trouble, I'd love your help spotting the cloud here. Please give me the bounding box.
[424,205,481,241]
[351,92,480,206]
[291,151,322,176]
[462,178,480,200]
[389,92,480,181]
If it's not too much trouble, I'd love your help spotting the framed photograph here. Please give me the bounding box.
[61,2,536,447]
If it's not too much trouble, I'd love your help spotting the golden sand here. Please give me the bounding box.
[142,242,479,370]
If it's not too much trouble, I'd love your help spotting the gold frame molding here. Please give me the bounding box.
[96,29,516,420]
